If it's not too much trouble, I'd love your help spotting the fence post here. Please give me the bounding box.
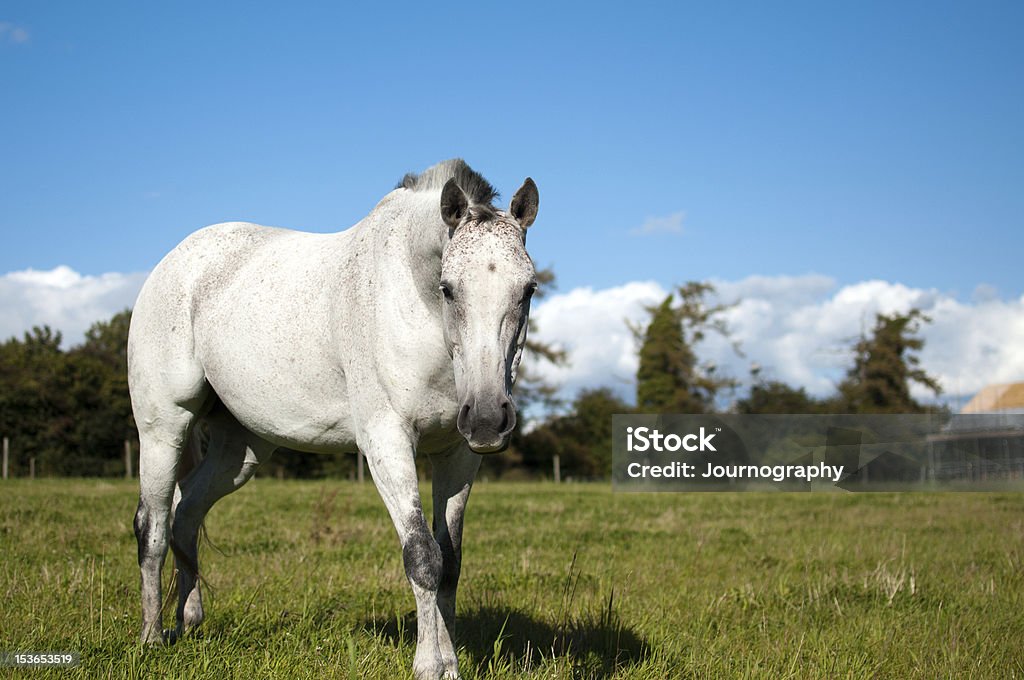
[553,453,561,484]
[2,437,7,480]
[124,439,133,479]
[357,450,365,483]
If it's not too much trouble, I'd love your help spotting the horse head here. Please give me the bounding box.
[438,177,540,453]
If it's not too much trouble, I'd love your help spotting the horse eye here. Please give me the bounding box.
[439,283,454,302]
[524,282,538,300]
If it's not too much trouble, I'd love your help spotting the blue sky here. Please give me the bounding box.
[3,3,1024,406]
[3,1,1022,298]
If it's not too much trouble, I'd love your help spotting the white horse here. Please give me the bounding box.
[128,159,540,679]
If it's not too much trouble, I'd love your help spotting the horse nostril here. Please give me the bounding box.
[457,403,472,434]
[498,399,515,435]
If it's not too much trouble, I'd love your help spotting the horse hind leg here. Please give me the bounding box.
[134,404,204,644]
[170,409,273,639]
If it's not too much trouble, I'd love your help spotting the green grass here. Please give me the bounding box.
[2,479,1023,678]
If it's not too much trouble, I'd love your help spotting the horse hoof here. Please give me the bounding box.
[140,633,163,646]
[412,660,446,680]
[161,629,180,645]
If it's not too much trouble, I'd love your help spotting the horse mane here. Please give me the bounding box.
[398,159,500,208]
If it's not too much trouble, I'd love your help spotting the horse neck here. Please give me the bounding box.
[369,189,447,296]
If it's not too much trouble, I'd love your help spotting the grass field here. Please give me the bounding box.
[1,479,1023,679]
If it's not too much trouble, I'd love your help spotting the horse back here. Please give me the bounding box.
[130,222,362,451]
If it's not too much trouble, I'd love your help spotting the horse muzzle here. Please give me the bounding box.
[457,394,516,454]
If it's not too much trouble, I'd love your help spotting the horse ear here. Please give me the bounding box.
[440,178,469,229]
[510,178,539,228]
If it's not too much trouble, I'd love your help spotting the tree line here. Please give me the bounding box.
[0,312,134,477]
[0,277,942,479]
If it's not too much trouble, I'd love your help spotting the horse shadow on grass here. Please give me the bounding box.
[363,605,652,678]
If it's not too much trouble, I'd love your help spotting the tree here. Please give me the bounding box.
[835,309,941,413]
[737,377,825,414]
[0,313,143,477]
[520,387,631,478]
[75,310,135,436]
[0,326,74,475]
[632,282,739,413]
[66,310,137,474]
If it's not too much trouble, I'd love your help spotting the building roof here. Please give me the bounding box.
[961,382,1024,413]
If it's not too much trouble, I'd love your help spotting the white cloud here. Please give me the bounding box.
[629,211,685,236]
[528,281,669,400]
[0,21,29,45]
[0,266,147,347]
[525,275,1024,409]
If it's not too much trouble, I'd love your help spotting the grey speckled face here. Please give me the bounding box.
[440,217,537,453]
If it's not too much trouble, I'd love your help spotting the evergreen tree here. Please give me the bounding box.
[836,309,941,413]
[633,282,739,413]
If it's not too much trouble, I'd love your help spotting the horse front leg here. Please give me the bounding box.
[360,417,455,680]
[430,443,481,667]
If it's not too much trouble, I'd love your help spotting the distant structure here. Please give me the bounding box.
[960,382,1024,414]
[927,381,1024,483]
